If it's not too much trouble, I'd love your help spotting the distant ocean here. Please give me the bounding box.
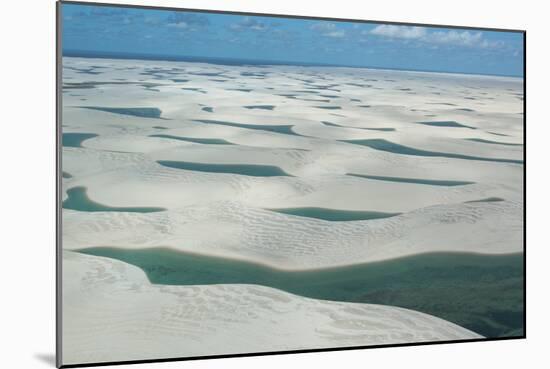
[63,49,335,68]
[63,49,523,78]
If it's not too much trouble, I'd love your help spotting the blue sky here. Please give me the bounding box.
[62,3,524,77]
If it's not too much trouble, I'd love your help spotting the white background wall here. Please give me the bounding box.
[0,0,545,368]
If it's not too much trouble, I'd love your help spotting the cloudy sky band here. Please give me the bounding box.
[62,3,524,77]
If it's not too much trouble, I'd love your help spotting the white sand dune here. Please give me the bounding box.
[61,57,523,364]
[62,55,524,270]
[63,198,522,269]
[62,250,481,366]
[62,138,522,213]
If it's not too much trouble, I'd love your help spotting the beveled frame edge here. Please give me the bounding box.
[56,1,63,367]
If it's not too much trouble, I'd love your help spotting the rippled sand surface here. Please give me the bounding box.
[61,57,523,365]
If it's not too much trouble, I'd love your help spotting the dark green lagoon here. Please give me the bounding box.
[62,133,98,148]
[227,88,252,92]
[78,247,524,338]
[321,121,342,127]
[361,127,396,132]
[342,139,524,165]
[193,119,301,136]
[417,121,476,129]
[465,197,505,203]
[244,105,275,110]
[321,121,396,132]
[63,187,165,212]
[487,131,511,137]
[267,207,400,221]
[348,173,475,186]
[157,160,292,177]
[63,81,136,90]
[80,106,163,119]
[466,138,523,146]
[316,106,341,110]
[150,134,234,145]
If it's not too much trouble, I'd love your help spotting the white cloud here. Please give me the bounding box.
[325,30,346,38]
[430,30,482,46]
[370,25,427,39]
[370,24,500,49]
[429,30,503,48]
[230,17,269,32]
[310,22,346,38]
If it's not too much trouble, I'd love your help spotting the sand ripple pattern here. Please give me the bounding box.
[62,251,480,365]
[61,57,523,363]
[62,57,524,268]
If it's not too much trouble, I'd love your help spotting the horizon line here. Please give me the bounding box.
[62,49,524,79]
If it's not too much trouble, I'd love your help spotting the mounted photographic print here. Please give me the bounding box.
[57,1,525,367]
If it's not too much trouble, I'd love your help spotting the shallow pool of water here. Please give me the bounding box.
[79,106,164,119]
[416,121,476,129]
[63,187,165,212]
[62,133,98,148]
[193,119,301,136]
[157,160,292,177]
[266,207,401,221]
[150,134,234,145]
[348,173,475,186]
[342,139,523,165]
[466,138,523,146]
[77,247,524,338]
